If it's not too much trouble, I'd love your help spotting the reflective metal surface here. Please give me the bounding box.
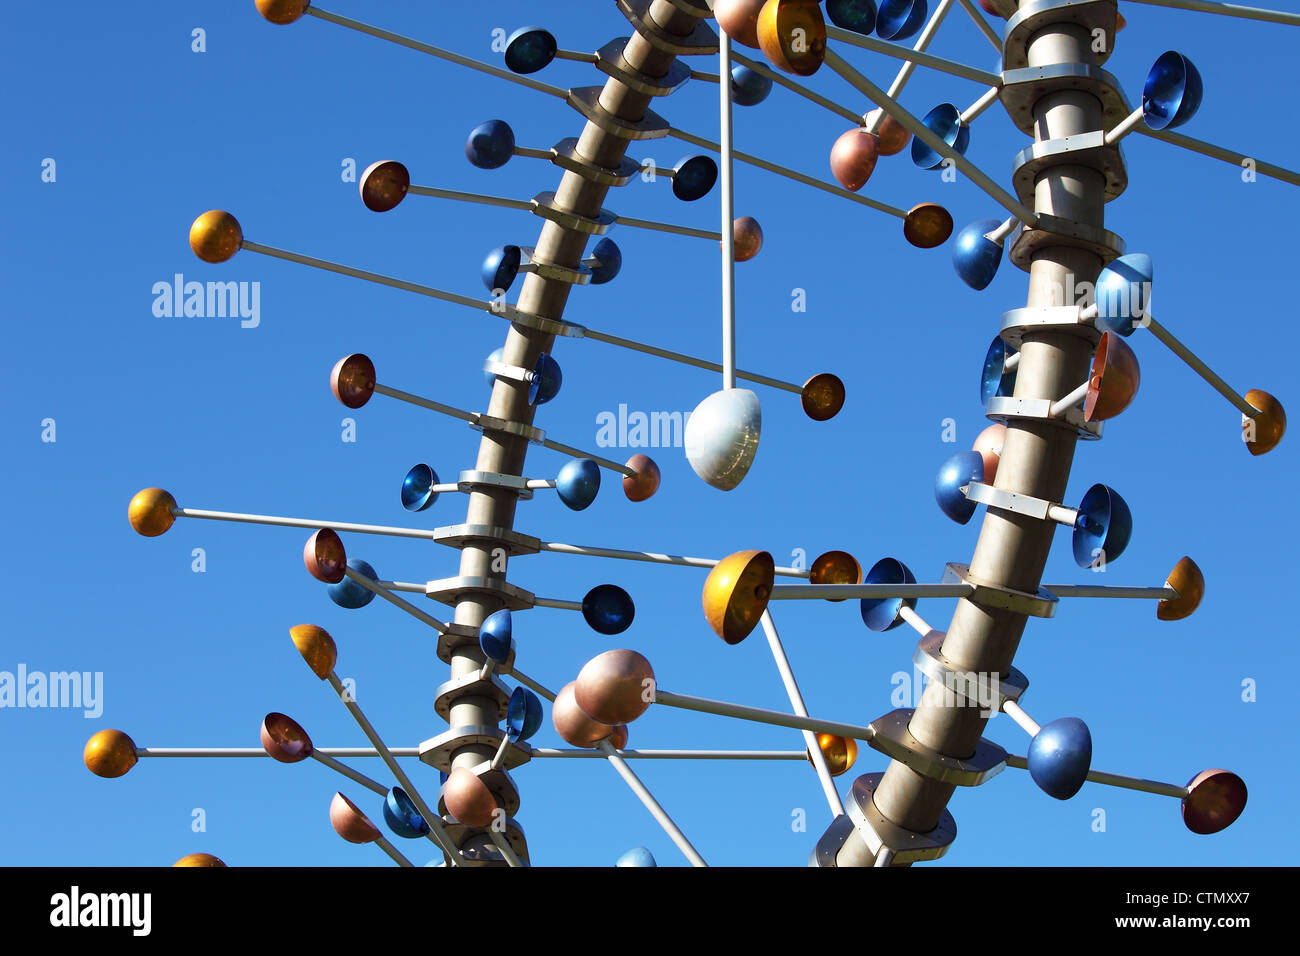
[1244,389,1286,456]
[479,609,513,663]
[757,0,827,76]
[876,0,927,41]
[401,464,441,513]
[859,557,916,632]
[555,458,600,511]
[684,387,762,491]
[902,203,953,248]
[128,487,176,537]
[172,853,227,867]
[826,0,877,35]
[829,127,880,192]
[588,237,623,284]
[359,160,410,213]
[465,119,516,169]
[552,681,618,748]
[622,453,661,502]
[615,846,657,867]
[506,687,543,742]
[189,210,242,264]
[582,584,636,635]
[1158,555,1204,621]
[443,767,498,828]
[671,155,719,201]
[732,215,765,260]
[328,558,379,609]
[935,450,984,524]
[255,0,310,25]
[801,372,846,421]
[1094,253,1152,335]
[330,791,381,844]
[330,353,376,409]
[980,336,1017,406]
[952,218,1004,290]
[809,550,862,601]
[384,786,430,838]
[575,649,655,725]
[731,65,773,106]
[702,549,775,644]
[971,423,1006,485]
[528,352,563,406]
[83,729,138,779]
[1072,483,1132,569]
[1026,717,1092,800]
[1085,331,1141,422]
[865,109,909,156]
[715,0,766,48]
[911,103,970,170]
[481,245,522,293]
[1142,51,1203,131]
[290,623,338,679]
[504,26,557,74]
[261,712,313,763]
[303,528,347,583]
[809,733,858,777]
[1182,769,1247,834]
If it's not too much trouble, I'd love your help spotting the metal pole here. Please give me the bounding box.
[440,2,713,863]
[596,739,708,867]
[842,16,1111,867]
[719,28,737,391]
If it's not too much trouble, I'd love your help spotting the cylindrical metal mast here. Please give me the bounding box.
[834,12,1112,865]
[445,0,709,863]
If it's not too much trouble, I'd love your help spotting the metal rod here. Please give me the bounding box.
[1137,126,1300,187]
[1045,584,1176,599]
[960,86,1003,125]
[537,540,809,577]
[689,68,721,83]
[374,835,416,867]
[1104,106,1147,146]
[613,214,721,240]
[534,435,637,476]
[720,28,737,391]
[866,0,958,135]
[874,847,896,867]
[1005,755,1190,798]
[488,829,525,867]
[553,49,599,63]
[823,48,1039,225]
[305,7,568,97]
[407,184,533,211]
[173,507,434,540]
[770,583,974,599]
[529,749,808,759]
[730,51,864,123]
[669,127,907,218]
[596,739,708,867]
[374,383,477,422]
[532,597,583,612]
[241,241,488,311]
[325,672,462,864]
[311,751,390,796]
[502,666,557,703]
[897,604,940,639]
[1124,0,1300,26]
[1049,380,1090,417]
[759,611,845,817]
[824,23,1001,87]
[654,689,877,743]
[581,327,804,392]
[513,145,554,161]
[1144,316,1261,415]
[135,747,422,757]
[1001,700,1041,736]
[344,566,449,634]
[488,735,511,772]
[955,0,1005,49]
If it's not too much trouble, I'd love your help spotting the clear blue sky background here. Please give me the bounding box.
[3,0,1297,867]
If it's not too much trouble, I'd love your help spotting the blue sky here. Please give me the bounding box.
[3,0,1297,867]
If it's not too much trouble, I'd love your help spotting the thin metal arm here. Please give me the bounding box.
[530,749,807,759]
[1004,754,1190,798]
[720,28,737,391]
[537,541,809,577]
[1124,0,1300,26]
[135,747,422,757]
[654,689,877,743]
[305,7,568,97]
[730,51,863,122]
[825,23,1001,87]
[582,327,804,393]
[596,739,708,867]
[955,0,1004,50]
[1144,315,1261,416]
[1137,126,1300,187]
[344,566,449,634]
[823,49,1039,225]
[325,673,462,864]
[311,752,390,796]
[759,611,845,817]
[770,583,973,599]
[173,507,435,540]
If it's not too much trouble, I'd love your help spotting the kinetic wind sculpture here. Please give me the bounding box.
[84,0,1295,866]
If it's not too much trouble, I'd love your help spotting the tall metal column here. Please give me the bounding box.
[445,0,711,863]
[835,14,1112,865]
